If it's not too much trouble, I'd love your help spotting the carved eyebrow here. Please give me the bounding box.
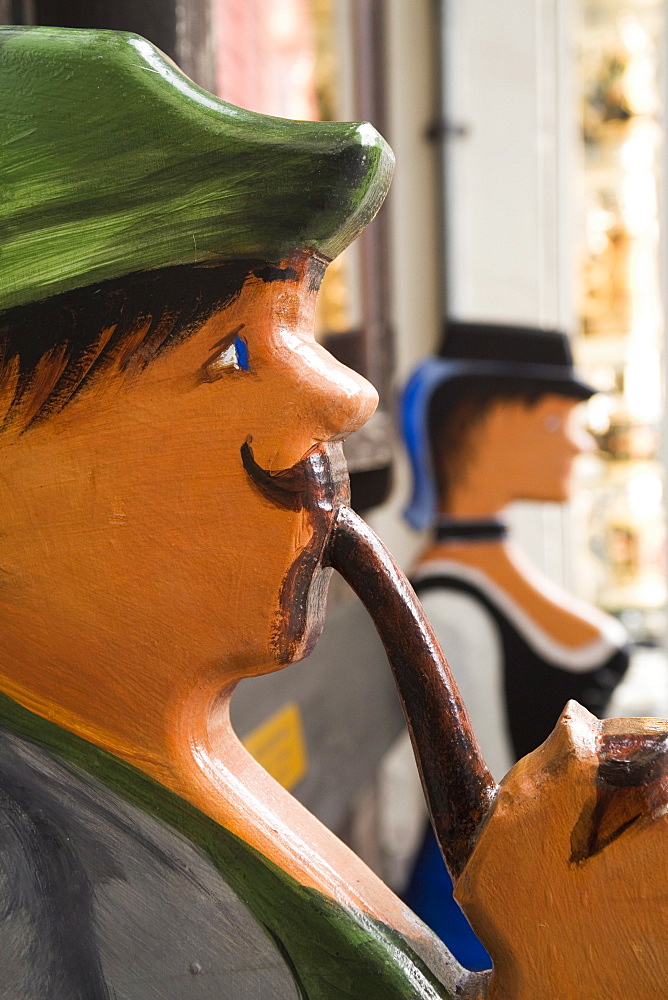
[197,324,247,383]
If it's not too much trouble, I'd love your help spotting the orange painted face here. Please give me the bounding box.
[0,257,378,730]
[474,393,593,505]
[520,395,593,502]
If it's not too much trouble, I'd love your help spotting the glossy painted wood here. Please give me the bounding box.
[404,328,630,776]
[0,25,481,1000]
[0,26,393,311]
[0,261,475,994]
[420,394,611,651]
[330,506,668,997]
[401,332,635,982]
[3,24,662,1000]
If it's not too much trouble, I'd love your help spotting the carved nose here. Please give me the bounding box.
[291,340,379,443]
[247,343,378,474]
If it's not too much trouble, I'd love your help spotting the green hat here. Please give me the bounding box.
[0,26,394,311]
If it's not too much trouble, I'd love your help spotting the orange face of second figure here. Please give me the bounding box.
[472,393,593,506]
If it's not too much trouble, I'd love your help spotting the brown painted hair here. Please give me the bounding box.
[0,260,304,433]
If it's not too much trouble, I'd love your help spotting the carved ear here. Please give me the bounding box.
[541,700,600,763]
[570,729,668,863]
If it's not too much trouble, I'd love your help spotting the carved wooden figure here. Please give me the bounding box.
[331,515,668,1000]
[402,323,630,778]
[0,24,476,1000]
[0,25,665,1000]
[400,321,633,968]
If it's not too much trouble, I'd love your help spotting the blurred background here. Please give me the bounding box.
[6,0,666,940]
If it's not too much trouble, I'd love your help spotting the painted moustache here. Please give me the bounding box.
[241,438,349,664]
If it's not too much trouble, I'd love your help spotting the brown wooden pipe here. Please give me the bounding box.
[327,505,498,878]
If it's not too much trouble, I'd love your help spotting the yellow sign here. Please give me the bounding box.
[242,702,308,790]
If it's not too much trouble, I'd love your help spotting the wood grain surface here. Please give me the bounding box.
[457,702,668,999]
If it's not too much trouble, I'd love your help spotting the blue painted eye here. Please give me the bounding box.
[206,335,250,378]
[234,335,249,371]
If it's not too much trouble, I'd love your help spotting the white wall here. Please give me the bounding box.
[444,0,576,329]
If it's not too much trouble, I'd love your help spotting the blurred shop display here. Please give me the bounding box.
[217,0,394,513]
[574,0,665,642]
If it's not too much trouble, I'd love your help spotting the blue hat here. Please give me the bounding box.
[401,322,596,530]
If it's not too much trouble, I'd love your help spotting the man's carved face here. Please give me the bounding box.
[0,256,377,740]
